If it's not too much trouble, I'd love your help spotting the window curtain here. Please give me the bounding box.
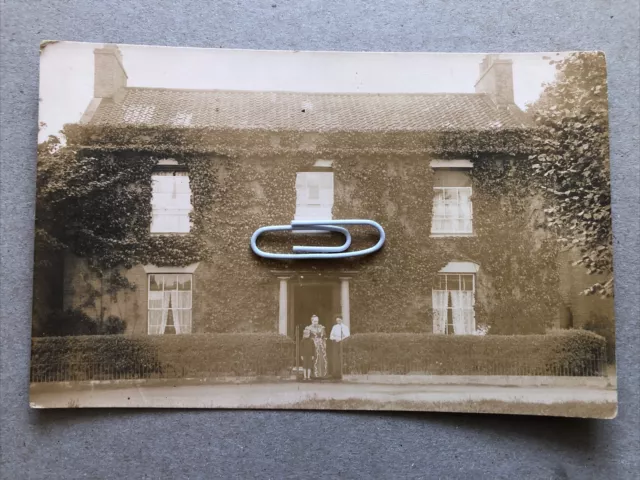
[159,291,171,334]
[431,290,448,334]
[432,190,447,233]
[170,290,192,334]
[148,290,165,335]
[450,290,474,334]
[458,188,473,233]
[432,187,473,234]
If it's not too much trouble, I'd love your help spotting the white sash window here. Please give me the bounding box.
[431,166,473,236]
[150,171,193,233]
[148,273,193,334]
[432,187,473,234]
[432,263,478,335]
[295,171,334,221]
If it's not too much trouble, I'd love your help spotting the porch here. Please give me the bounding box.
[271,270,356,338]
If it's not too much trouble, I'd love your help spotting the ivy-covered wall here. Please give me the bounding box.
[58,126,561,336]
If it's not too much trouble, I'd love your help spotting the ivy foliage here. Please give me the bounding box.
[35,132,217,335]
[36,134,216,273]
[183,152,558,334]
[527,52,612,297]
[36,124,559,335]
[63,123,538,157]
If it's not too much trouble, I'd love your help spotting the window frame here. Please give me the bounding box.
[147,273,194,335]
[294,169,335,231]
[432,271,477,335]
[150,163,193,235]
[430,185,474,236]
[430,162,474,237]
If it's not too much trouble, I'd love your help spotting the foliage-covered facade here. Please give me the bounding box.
[33,47,612,340]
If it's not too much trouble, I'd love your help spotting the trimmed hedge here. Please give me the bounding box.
[150,334,295,377]
[31,330,606,381]
[31,334,295,381]
[341,330,607,376]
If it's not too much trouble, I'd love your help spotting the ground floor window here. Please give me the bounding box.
[148,273,192,334]
[432,273,475,334]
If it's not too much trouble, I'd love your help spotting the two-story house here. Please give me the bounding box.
[60,45,569,339]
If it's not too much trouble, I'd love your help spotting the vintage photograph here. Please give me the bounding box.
[31,42,616,417]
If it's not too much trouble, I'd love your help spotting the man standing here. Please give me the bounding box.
[329,316,350,379]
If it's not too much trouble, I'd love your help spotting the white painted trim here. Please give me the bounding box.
[313,159,333,168]
[439,261,480,273]
[278,277,289,335]
[430,233,476,238]
[157,158,179,165]
[143,262,200,274]
[430,159,473,169]
[339,277,351,330]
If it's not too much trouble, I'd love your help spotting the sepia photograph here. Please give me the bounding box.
[31,42,616,417]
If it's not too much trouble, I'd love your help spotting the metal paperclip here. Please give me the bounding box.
[250,219,386,260]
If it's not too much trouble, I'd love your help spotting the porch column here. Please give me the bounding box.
[277,277,290,335]
[339,277,351,330]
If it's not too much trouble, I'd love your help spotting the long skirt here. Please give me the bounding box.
[312,338,328,378]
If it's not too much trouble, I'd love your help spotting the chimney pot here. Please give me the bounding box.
[474,54,514,106]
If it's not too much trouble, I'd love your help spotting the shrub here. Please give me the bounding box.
[38,308,127,337]
[341,330,606,376]
[98,315,127,335]
[148,333,295,377]
[39,308,97,336]
[30,335,161,381]
[582,313,615,364]
[31,333,294,381]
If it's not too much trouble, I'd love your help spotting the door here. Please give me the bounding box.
[292,282,338,340]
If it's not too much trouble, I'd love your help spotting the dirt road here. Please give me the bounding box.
[30,380,616,409]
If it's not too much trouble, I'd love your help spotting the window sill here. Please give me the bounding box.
[430,233,476,238]
[150,232,191,236]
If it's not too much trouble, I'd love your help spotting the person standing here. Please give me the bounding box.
[307,315,327,378]
[329,316,350,379]
[299,327,315,381]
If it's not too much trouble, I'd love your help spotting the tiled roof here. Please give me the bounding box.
[87,87,533,132]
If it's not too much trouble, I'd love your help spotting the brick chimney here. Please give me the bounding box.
[93,44,127,101]
[474,55,514,106]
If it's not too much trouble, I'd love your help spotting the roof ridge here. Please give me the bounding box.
[123,86,491,97]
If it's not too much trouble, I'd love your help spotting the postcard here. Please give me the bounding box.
[32,42,616,417]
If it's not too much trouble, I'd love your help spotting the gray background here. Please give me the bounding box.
[1,1,638,478]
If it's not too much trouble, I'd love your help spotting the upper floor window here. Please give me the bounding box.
[150,161,192,234]
[295,171,334,221]
[431,163,473,236]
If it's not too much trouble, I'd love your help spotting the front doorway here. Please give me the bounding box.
[290,280,340,341]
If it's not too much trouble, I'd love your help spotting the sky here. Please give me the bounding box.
[38,41,565,142]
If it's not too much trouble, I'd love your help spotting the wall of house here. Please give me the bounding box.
[62,256,147,333]
[60,151,565,336]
